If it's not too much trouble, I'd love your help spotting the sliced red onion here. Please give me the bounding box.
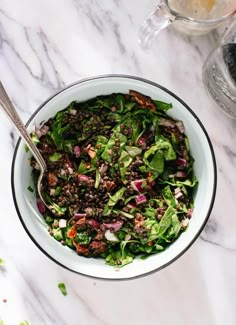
[59,219,67,228]
[40,124,49,135]
[169,174,175,178]
[67,167,74,174]
[50,188,56,196]
[181,219,189,228]
[78,174,90,182]
[74,146,81,158]
[35,129,42,138]
[131,179,145,192]
[103,220,123,232]
[73,213,87,221]
[176,171,186,178]
[65,155,73,167]
[105,230,119,242]
[176,158,187,167]
[137,137,146,148]
[158,118,175,128]
[87,219,100,229]
[175,191,183,199]
[36,198,46,214]
[33,162,40,170]
[127,202,136,209]
[99,164,108,175]
[174,187,181,195]
[60,169,66,176]
[125,234,131,241]
[88,148,96,159]
[150,125,155,132]
[175,121,185,133]
[135,194,147,205]
[187,208,193,219]
[69,109,77,115]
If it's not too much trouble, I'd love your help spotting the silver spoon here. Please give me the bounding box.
[0,81,53,214]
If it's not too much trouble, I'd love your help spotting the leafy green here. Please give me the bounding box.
[154,243,164,251]
[106,240,136,267]
[52,228,63,241]
[107,187,126,207]
[95,169,101,189]
[153,100,172,112]
[115,94,125,112]
[95,135,108,155]
[50,202,67,216]
[125,146,142,158]
[185,137,190,151]
[167,214,181,239]
[31,132,40,145]
[155,136,177,160]
[50,111,69,150]
[58,283,67,296]
[74,233,91,245]
[54,186,62,196]
[97,97,113,109]
[160,176,198,188]
[119,150,133,183]
[24,144,29,153]
[158,207,176,238]
[162,186,176,207]
[45,216,54,224]
[101,132,127,162]
[148,207,176,241]
[115,209,135,219]
[49,152,62,162]
[143,136,176,174]
[106,251,133,267]
[65,237,74,248]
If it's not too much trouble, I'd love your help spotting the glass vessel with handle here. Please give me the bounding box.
[202,19,236,118]
[139,0,236,49]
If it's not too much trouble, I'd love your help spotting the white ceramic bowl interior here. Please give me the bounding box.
[12,75,216,280]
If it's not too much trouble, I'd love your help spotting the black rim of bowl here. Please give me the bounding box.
[11,74,217,280]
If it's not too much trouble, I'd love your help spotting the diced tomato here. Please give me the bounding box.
[76,217,86,226]
[90,241,106,253]
[73,241,89,255]
[67,226,77,239]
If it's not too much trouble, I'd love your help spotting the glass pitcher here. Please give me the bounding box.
[139,0,236,49]
[202,19,236,118]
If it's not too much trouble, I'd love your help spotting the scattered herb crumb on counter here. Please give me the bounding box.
[30,90,198,267]
[58,283,67,296]
[0,258,5,266]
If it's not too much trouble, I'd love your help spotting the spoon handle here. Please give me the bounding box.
[0,81,46,171]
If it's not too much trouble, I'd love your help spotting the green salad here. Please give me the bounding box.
[30,90,197,267]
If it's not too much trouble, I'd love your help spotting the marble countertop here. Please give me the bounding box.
[0,1,236,324]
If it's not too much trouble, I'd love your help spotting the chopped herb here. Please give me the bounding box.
[58,283,67,296]
[27,186,34,193]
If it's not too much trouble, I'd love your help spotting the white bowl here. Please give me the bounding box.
[11,75,217,280]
